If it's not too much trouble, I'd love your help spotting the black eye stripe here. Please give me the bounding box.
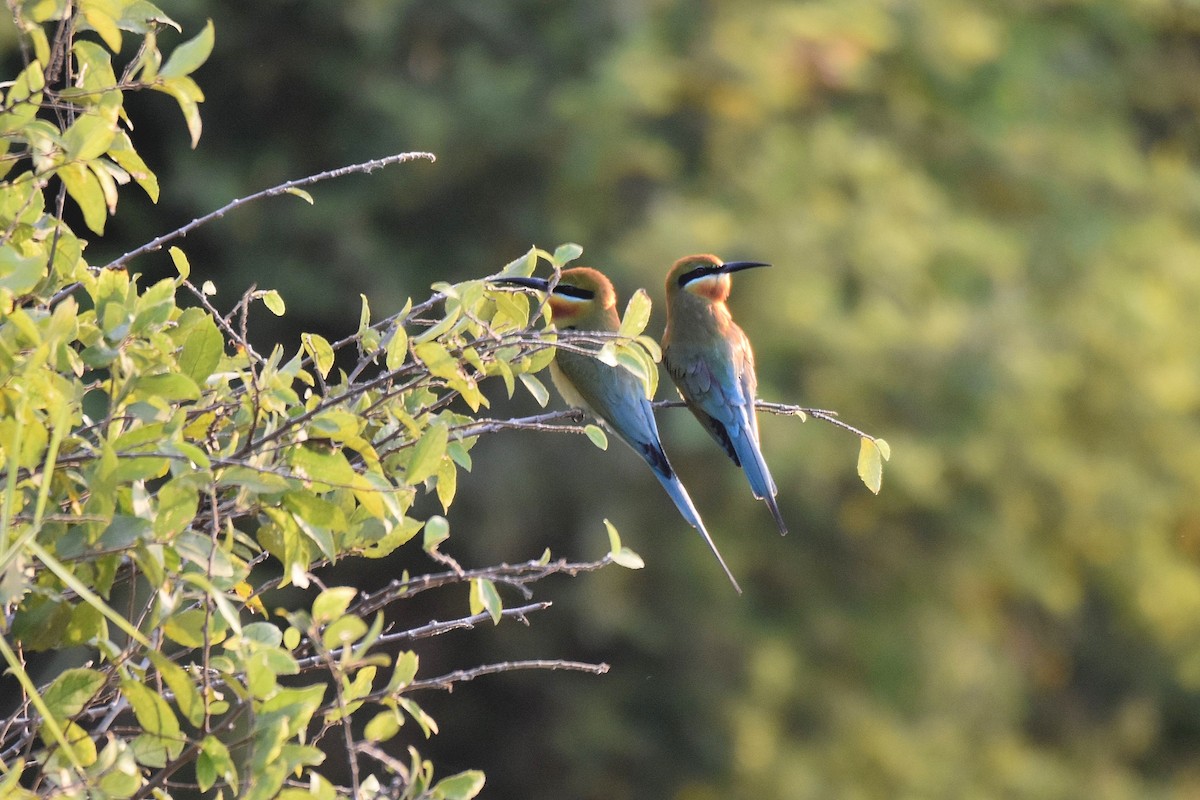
[554,284,595,300]
[678,265,721,287]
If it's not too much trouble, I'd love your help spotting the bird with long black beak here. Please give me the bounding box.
[495,267,742,593]
[662,254,787,534]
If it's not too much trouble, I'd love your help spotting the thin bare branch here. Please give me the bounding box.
[356,556,615,616]
[103,151,436,271]
[402,659,610,694]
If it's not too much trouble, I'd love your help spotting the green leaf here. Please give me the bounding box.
[407,422,449,484]
[168,246,190,282]
[175,310,223,384]
[857,437,885,495]
[160,19,215,79]
[398,697,439,738]
[0,61,44,135]
[107,130,159,201]
[262,289,286,315]
[497,246,537,277]
[388,650,419,691]
[584,424,608,450]
[302,332,334,379]
[122,679,182,751]
[62,109,117,161]
[42,668,106,719]
[413,340,460,379]
[45,720,97,769]
[154,76,204,147]
[57,163,107,234]
[80,0,123,50]
[322,614,368,650]
[0,249,46,295]
[604,518,621,553]
[364,709,403,742]
[196,734,237,793]
[470,578,502,624]
[436,457,457,511]
[613,547,645,570]
[131,372,200,402]
[552,243,583,267]
[433,771,486,800]
[423,515,449,552]
[385,326,408,370]
[148,651,204,728]
[604,519,644,569]
[518,372,550,407]
[312,586,357,624]
[164,608,223,648]
[618,288,653,338]
[153,480,199,539]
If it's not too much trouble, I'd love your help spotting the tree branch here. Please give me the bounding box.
[103,151,436,271]
[401,659,610,695]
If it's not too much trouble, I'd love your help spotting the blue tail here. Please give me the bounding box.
[651,467,742,594]
[731,430,787,535]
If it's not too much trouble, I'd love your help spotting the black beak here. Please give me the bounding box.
[492,276,551,291]
[719,260,771,274]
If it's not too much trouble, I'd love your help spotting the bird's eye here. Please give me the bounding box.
[678,265,720,287]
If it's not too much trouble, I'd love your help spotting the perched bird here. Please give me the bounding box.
[496,267,741,592]
[662,254,787,534]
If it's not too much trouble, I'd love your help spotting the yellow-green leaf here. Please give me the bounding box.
[160,19,215,79]
[470,578,502,624]
[857,437,886,495]
[169,246,190,282]
[154,76,204,147]
[62,110,117,161]
[302,332,334,379]
[385,326,408,370]
[552,243,582,267]
[364,709,402,743]
[57,163,107,234]
[262,290,285,316]
[285,187,313,204]
[518,372,549,407]
[42,668,106,719]
[618,288,652,338]
[584,424,608,450]
[407,422,448,484]
[312,586,356,624]
[148,651,204,728]
[422,515,449,552]
[433,770,486,800]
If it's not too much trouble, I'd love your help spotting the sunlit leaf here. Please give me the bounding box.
[470,578,502,624]
[857,437,885,495]
[552,242,583,267]
[584,424,608,450]
[518,372,550,407]
[618,288,652,338]
[423,514,450,552]
[159,19,215,79]
[433,771,486,800]
[407,422,448,484]
[301,332,334,379]
[262,289,286,316]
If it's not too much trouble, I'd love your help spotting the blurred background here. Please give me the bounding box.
[13,0,1200,796]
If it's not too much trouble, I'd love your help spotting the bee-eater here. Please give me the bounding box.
[662,254,787,534]
[496,267,742,592]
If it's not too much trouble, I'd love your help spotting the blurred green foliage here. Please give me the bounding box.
[9,0,1200,797]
